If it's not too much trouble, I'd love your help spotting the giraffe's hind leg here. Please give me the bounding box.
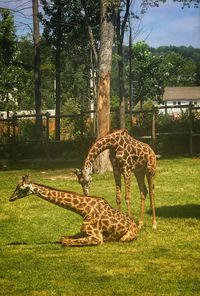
[110,152,122,211]
[134,169,148,229]
[146,172,157,229]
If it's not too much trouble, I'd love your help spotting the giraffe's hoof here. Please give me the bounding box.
[152,222,157,230]
[60,236,68,244]
[138,221,143,229]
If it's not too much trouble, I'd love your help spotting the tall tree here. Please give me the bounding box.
[32,0,42,138]
[41,0,86,140]
[116,0,130,129]
[0,14,33,113]
[0,8,17,117]
[95,0,120,173]
[41,0,63,140]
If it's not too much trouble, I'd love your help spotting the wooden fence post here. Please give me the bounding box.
[152,108,156,151]
[80,109,84,140]
[189,103,193,155]
[11,115,17,160]
[12,115,16,143]
[45,112,50,158]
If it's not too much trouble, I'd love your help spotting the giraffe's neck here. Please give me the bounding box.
[31,183,94,217]
[84,131,124,170]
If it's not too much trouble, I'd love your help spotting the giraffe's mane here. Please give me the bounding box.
[33,182,103,200]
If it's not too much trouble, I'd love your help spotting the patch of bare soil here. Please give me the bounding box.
[41,172,76,181]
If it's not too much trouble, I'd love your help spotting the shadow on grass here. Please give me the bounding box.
[148,204,200,219]
[0,159,82,171]
[7,241,60,246]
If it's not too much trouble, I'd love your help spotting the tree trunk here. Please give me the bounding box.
[54,1,62,141]
[94,0,119,173]
[129,19,133,133]
[55,47,61,141]
[118,43,126,129]
[117,0,130,129]
[32,0,42,138]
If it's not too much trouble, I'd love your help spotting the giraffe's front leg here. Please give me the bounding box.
[113,169,122,212]
[60,231,86,241]
[60,220,103,247]
[60,232,103,247]
[124,172,132,217]
[110,153,122,211]
[119,224,138,242]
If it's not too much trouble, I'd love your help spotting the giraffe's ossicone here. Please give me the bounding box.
[75,129,157,229]
[9,176,138,247]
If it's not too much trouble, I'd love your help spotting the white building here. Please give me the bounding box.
[161,86,200,116]
[0,109,55,119]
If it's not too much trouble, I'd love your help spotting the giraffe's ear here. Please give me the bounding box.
[74,169,82,177]
[22,175,29,183]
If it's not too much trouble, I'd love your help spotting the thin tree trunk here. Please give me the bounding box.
[118,43,126,129]
[117,0,130,130]
[129,21,133,133]
[32,0,42,138]
[54,1,62,141]
[55,47,61,141]
[81,0,98,66]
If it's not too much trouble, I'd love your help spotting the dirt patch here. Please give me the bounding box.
[46,173,76,181]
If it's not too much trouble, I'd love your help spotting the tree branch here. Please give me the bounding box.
[81,0,98,65]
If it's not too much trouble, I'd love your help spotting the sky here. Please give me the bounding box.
[135,0,200,48]
[0,0,200,48]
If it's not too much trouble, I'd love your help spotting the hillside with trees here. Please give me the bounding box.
[1,19,199,114]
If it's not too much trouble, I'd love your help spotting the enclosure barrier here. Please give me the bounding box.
[0,104,200,160]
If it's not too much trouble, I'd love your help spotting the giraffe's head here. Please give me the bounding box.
[75,169,92,196]
[9,175,34,202]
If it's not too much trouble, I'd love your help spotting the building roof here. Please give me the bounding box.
[163,87,200,101]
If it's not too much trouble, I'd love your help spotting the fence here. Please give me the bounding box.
[0,104,200,160]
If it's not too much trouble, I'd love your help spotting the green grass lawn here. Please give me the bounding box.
[0,157,200,296]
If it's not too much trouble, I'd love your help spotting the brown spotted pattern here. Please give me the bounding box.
[76,129,157,229]
[9,176,138,247]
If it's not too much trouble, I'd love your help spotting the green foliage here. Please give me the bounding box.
[134,98,155,111]
[0,158,200,295]
[150,45,200,85]
[130,41,165,105]
[0,11,33,112]
[129,42,199,108]
[40,0,92,59]
[0,8,18,111]
[0,8,17,65]
[162,52,197,86]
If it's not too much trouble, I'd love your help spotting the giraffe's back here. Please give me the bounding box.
[88,198,138,242]
[113,132,156,175]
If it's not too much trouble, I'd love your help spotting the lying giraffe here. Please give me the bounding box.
[75,129,157,229]
[9,176,138,246]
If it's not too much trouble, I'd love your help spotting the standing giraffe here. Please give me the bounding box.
[9,176,138,246]
[75,129,157,229]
